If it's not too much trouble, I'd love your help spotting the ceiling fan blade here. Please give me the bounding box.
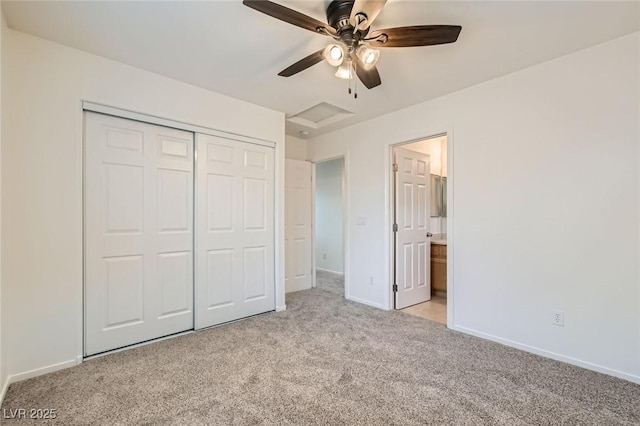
[351,53,381,89]
[350,0,387,30]
[243,0,336,36]
[278,49,325,77]
[369,25,462,48]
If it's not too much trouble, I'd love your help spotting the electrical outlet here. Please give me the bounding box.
[369,276,374,285]
[552,310,564,326]
[322,253,327,260]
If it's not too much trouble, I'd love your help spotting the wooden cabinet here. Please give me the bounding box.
[431,243,447,295]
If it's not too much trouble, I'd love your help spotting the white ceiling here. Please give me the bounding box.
[3,1,639,139]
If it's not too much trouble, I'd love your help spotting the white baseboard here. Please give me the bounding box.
[0,357,82,405]
[345,295,389,311]
[275,304,287,312]
[454,325,640,384]
[7,359,78,386]
[316,268,344,276]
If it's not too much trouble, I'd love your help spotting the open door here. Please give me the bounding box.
[285,159,313,293]
[393,147,431,309]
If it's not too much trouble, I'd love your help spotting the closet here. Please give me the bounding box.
[84,111,275,356]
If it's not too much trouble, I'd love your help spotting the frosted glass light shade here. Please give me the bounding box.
[356,45,380,68]
[324,44,345,66]
[335,62,352,79]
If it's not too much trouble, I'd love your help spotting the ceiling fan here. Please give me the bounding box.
[243,0,462,95]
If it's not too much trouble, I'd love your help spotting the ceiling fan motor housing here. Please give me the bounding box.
[327,0,368,49]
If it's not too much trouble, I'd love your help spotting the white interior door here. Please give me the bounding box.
[285,159,313,293]
[394,147,431,309]
[195,134,275,329]
[84,112,194,356]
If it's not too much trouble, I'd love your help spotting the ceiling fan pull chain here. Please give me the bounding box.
[354,61,358,99]
[348,60,352,94]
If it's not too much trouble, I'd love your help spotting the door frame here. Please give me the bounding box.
[80,101,284,361]
[387,129,454,328]
[311,154,348,297]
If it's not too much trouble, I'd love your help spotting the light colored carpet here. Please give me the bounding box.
[2,285,639,425]
[315,269,344,295]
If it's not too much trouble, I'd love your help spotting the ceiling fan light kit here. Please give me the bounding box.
[243,0,462,96]
[335,61,353,80]
[324,44,346,66]
[355,44,380,69]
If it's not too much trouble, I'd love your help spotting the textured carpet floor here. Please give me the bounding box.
[2,285,639,425]
[315,270,344,295]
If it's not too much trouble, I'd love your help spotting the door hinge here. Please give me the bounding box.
[392,163,398,172]
[392,284,398,292]
[393,223,398,232]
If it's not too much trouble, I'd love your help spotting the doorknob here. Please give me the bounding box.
[427,232,433,238]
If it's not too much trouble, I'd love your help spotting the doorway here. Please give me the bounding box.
[314,157,345,296]
[391,135,448,324]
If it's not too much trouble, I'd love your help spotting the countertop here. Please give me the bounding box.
[431,234,447,245]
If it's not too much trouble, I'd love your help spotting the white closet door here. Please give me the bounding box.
[84,112,194,356]
[195,134,275,329]
[285,159,312,293]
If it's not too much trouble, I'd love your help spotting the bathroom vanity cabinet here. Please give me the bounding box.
[431,243,447,295]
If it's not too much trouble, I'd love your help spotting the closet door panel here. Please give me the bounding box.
[85,112,194,356]
[195,134,275,329]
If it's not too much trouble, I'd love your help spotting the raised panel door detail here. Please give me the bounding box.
[417,183,427,229]
[105,127,143,153]
[104,255,144,329]
[244,150,267,170]
[208,143,233,164]
[244,246,266,301]
[207,249,234,309]
[417,242,427,288]
[416,159,427,177]
[403,182,413,230]
[105,164,143,234]
[208,174,233,231]
[294,238,307,277]
[402,157,413,174]
[244,178,266,231]
[294,187,307,227]
[160,137,190,159]
[158,169,190,233]
[403,244,414,290]
[158,251,192,318]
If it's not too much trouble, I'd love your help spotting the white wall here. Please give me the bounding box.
[0,6,6,402]
[309,33,640,382]
[315,158,344,274]
[1,29,285,382]
[285,135,308,161]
